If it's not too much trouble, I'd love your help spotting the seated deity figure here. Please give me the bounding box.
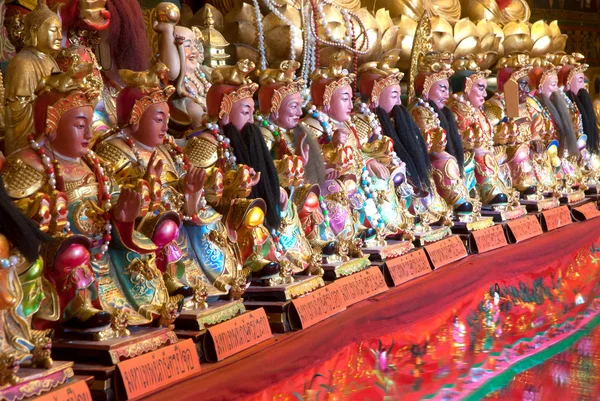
[95,68,248,307]
[300,51,413,244]
[528,60,586,198]
[356,55,454,233]
[5,2,61,155]
[556,54,600,186]
[410,52,480,222]
[2,67,180,332]
[484,54,544,199]
[448,56,519,210]
[184,60,296,283]
[0,175,57,383]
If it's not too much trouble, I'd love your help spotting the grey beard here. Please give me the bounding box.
[294,125,326,188]
[538,92,579,156]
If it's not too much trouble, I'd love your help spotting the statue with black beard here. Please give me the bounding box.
[559,60,600,187]
[184,66,289,283]
[528,64,587,201]
[409,52,483,224]
[356,59,453,234]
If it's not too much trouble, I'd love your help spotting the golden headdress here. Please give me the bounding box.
[358,50,405,104]
[451,55,491,95]
[554,53,588,89]
[414,51,455,98]
[206,59,259,119]
[310,50,355,107]
[258,60,305,114]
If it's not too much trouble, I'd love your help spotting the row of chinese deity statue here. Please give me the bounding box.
[0,0,598,387]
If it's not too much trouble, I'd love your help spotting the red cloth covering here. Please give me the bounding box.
[143,218,600,401]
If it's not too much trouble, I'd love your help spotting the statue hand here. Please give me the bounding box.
[183,167,206,196]
[248,168,261,186]
[367,159,390,179]
[279,188,288,209]
[153,19,175,34]
[114,188,142,223]
[144,151,164,182]
[332,128,349,147]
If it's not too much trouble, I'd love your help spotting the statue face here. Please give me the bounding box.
[228,98,255,132]
[327,84,353,122]
[539,73,558,97]
[36,16,62,53]
[425,79,450,109]
[569,72,586,94]
[52,106,94,158]
[518,77,530,104]
[378,84,401,115]
[466,77,487,109]
[134,102,169,148]
[272,92,303,130]
[175,27,199,74]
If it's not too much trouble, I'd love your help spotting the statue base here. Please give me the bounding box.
[481,204,527,222]
[362,240,414,262]
[322,257,371,281]
[520,196,560,212]
[560,189,586,205]
[244,275,325,302]
[565,198,591,210]
[411,225,452,247]
[243,301,293,333]
[585,184,597,195]
[0,361,74,401]
[451,216,495,234]
[52,326,177,365]
[175,299,246,331]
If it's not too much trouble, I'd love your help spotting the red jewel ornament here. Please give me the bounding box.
[95,253,103,261]
[103,234,112,241]
[104,213,111,220]
[27,134,34,141]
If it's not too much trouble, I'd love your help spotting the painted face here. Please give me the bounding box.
[229,98,255,132]
[134,102,169,148]
[175,27,198,74]
[37,17,62,53]
[426,79,450,109]
[467,77,487,109]
[517,77,530,104]
[272,92,303,130]
[327,84,353,122]
[539,73,558,97]
[569,72,586,95]
[378,84,401,115]
[52,106,94,158]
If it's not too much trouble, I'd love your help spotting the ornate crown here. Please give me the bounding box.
[219,83,259,119]
[129,86,176,125]
[358,50,405,104]
[452,55,491,95]
[259,60,305,114]
[310,50,356,107]
[418,52,455,97]
[496,54,532,82]
[555,53,588,88]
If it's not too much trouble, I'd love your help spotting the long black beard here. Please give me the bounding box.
[376,105,432,191]
[222,123,281,230]
[538,93,579,156]
[569,89,599,153]
[0,175,50,261]
[428,100,464,176]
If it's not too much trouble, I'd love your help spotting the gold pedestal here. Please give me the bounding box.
[244,275,325,302]
[412,225,452,246]
[175,299,246,331]
[0,361,74,401]
[520,197,560,212]
[322,257,370,281]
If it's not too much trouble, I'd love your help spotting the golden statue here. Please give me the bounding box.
[4,0,61,155]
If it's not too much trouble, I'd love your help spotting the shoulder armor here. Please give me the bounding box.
[95,139,134,173]
[351,113,371,144]
[259,126,275,152]
[483,99,505,127]
[300,117,324,138]
[185,132,218,168]
[526,96,543,114]
[2,154,45,199]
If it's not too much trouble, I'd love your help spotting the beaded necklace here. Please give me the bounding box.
[28,135,112,260]
[560,88,584,137]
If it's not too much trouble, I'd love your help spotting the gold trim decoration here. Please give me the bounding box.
[464,70,491,96]
[310,50,355,107]
[283,276,325,300]
[130,86,176,126]
[108,330,178,365]
[539,66,561,91]
[218,83,259,120]
[370,73,404,105]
